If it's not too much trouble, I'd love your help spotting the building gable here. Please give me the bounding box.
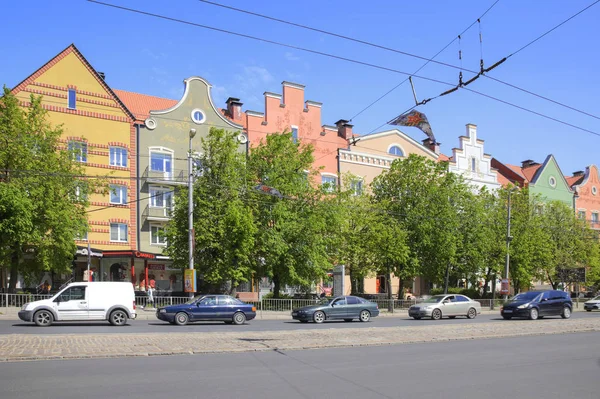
[12,44,134,121]
[529,154,573,207]
[353,129,439,160]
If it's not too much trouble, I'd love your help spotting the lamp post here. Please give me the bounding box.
[503,187,517,301]
[188,128,197,299]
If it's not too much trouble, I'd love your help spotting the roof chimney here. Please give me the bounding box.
[335,119,353,140]
[521,159,539,168]
[98,72,106,80]
[422,138,441,154]
[573,170,585,177]
[226,97,243,122]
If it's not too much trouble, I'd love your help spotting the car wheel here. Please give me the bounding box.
[233,312,246,325]
[344,319,353,322]
[561,306,571,319]
[313,311,325,324]
[529,308,539,320]
[109,309,128,326]
[467,307,477,319]
[586,309,592,312]
[174,312,189,326]
[502,315,512,320]
[413,316,421,320]
[431,309,442,320]
[448,316,456,319]
[359,310,371,322]
[33,310,53,327]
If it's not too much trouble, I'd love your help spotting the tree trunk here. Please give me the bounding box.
[8,250,19,293]
[387,269,393,312]
[272,275,281,299]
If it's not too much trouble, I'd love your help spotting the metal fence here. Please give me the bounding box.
[2,293,586,314]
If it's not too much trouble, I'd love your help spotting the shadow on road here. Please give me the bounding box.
[11,322,131,327]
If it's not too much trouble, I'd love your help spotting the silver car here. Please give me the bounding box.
[408,294,481,320]
[584,295,600,312]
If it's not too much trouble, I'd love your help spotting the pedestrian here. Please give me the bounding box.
[147,282,154,307]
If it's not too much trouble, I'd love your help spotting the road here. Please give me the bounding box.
[1,332,598,399]
[1,312,598,335]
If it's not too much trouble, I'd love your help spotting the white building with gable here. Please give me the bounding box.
[447,124,501,191]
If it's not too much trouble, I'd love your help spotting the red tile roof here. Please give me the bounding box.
[521,164,541,182]
[113,89,177,122]
[565,175,584,187]
[505,163,525,179]
[438,153,451,162]
[496,172,513,187]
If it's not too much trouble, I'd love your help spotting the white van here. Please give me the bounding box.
[18,282,137,326]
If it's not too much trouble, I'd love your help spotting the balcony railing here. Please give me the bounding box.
[142,205,173,221]
[142,166,186,185]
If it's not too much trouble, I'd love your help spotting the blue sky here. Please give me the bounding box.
[2,0,599,175]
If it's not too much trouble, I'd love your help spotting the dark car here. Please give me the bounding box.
[500,290,572,320]
[156,295,256,325]
[291,295,379,323]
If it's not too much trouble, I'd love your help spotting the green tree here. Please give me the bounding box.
[164,128,256,293]
[247,132,334,298]
[0,88,95,291]
[372,154,472,288]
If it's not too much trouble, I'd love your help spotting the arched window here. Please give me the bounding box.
[389,146,403,156]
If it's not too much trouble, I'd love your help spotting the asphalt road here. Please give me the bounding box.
[0,311,598,335]
[1,332,598,399]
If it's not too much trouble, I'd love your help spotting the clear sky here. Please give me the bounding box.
[2,0,599,176]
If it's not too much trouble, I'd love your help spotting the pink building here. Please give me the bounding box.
[222,81,352,184]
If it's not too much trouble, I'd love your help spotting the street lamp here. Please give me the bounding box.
[188,128,197,299]
[503,187,518,301]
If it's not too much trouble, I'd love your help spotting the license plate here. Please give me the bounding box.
[292,312,298,316]
[503,309,513,313]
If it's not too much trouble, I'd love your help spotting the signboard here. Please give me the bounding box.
[332,265,345,297]
[184,269,196,293]
[500,279,510,295]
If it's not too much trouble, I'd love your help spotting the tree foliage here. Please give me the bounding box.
[0,88,96,290]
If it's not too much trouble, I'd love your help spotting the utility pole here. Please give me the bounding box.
[188,128,197,299]
[503,188,515,301]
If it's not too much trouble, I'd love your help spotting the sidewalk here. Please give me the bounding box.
[1,318,599,362]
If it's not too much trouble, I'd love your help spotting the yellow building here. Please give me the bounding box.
[11,44,140,285]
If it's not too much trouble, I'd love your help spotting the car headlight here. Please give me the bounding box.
[159,309,167,313]
[517,303,530,309]
[425,306,435,310]
[21,303,29,310]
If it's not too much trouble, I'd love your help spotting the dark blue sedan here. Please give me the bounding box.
[156,295,256,325]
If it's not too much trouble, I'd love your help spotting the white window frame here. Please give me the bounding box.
[471,157,476,172]
[351,179,364,196]
[592,212,599,224]
[149,186,173,210]
[150,224,167,246]
[68,141,87,163]
[68,89,76,110]
[110,185,127,205]
[191,108,206,125]
[149,147,174,178]
[110,147,128,167]
[291,125,299,144]
[110,223,128,242]
[321,173,338,192]
[76,231,88,241]
[387,144,405,157]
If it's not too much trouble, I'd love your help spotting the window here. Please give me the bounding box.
[321,175,337,192]
[592,213,599,224]
[389,146,403,156]
[75,231,88,241]
[346,296,359,305]
[68,89,76,109]
[351,179,363,196]
[456,295,469,302]
[578,211,586,220]
[191,109,206,124]
[291,126,298,144]
[193,158,204,177]
[58,286,85,302]
[74,183,88,202]
[110,223,128,242]
[68,141,87,162]
[549,176,557,188]
[149,187,173,209]
[110,185,127,205]
[219,296,242,305]
[150,152,172,174]
[150,225,167,245]
[110,147,128,167]
[471,158,476,171]
[198,296,217,306]
[593,186,598,195]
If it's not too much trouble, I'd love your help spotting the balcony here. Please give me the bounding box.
[142,166,186,185]
[143,205,172,222]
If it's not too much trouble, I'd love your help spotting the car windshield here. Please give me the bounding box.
[423,296,445,303]
[511,292,541,302]
[592,296,600,301]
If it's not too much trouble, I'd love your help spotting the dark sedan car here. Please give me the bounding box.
[156,295,256,325]
[500,290,572,320]
[291,295,379,323]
